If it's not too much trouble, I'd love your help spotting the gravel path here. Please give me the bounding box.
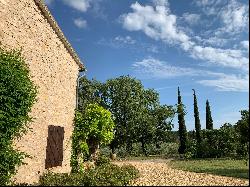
[113,159,249,186]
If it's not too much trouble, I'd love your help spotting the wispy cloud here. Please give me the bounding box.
[217,0,249,35]
[194,0,249,36]
[132,57,249,92]
[96,36,159,54]
[62,0,90,12]
[182,13,201,25]
[73,18,87,29]
[114,36,136,45]
[198,74,249,92]
[132,58,201,79]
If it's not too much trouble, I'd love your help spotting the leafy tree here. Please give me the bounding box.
[187,124,238,159]
[77,75,175,156]
[71,104,115,172]
[192,89,202,157]
[235,109,249,157]
[235,109,249,144]
[77,76,102,111]
[177,87,188,155]
[206,100,213,130]
[136,89,159,155]
[101,76,147,154]
[0,47,37,185]
[153,104,175,149]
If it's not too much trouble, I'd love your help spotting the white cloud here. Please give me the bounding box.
[121,1,191,48]
[182,13,201,25]
[191,46,249,70]
[198,74,249,92]
[63,0,90,12]
[132,57,249,92]
[240,41,249,51]
[73,18,87,29]
[121,1,249,71]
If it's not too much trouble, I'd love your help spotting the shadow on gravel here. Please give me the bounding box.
[201,168,249,179]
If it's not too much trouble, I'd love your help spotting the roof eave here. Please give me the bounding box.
[34,0,86,72]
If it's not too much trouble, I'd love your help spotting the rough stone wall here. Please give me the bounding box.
[0,0,80,184]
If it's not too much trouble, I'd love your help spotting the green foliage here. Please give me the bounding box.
[71,103,115,172]
[100,76,175,155]
[115,142,179,158]
[77,75,175,156]
[177,87,188,155]
[80,104,115,144]
[77,76,102,112]
[39,163,139,186]
[95,154,111,166]
[185,123,241,159]
[235,110,249,160]
[0,47,37,185]
[184,139,197,159]
[101,76,149,153]
[192,89,202,157]
[206,100,213,130]
[153,105,175,149]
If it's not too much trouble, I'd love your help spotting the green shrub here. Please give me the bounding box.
[38,163,139,186]
[95,154,110,166]
[0,46,37,185]
[115,142,179,158]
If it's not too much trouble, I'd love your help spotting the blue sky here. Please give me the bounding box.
[45,0,249,131]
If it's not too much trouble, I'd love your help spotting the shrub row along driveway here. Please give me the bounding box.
[113,159,249,186]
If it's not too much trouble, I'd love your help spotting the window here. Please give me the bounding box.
[45,125,64,169]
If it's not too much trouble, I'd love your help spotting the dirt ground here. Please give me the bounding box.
[113,159,249,186]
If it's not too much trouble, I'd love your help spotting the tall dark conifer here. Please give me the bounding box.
[206,100,213,130]
[192,89,202,150]
[177,87,187,155]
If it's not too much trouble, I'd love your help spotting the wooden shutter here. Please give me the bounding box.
[45,125,64,169]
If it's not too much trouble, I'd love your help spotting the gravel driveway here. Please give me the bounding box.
[113,159,249,186]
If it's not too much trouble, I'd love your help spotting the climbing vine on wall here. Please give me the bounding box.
[0,46,37,185]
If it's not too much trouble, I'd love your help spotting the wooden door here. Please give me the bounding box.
[45,125,64,169]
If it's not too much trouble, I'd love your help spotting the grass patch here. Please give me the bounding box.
[169,158,249,179]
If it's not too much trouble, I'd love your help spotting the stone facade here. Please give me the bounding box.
[0,0,84,184]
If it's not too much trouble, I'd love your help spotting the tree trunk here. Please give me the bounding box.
[87,137,99,162]
[155,142,160,149]
[126,140,133,155]
[141,140,147,156]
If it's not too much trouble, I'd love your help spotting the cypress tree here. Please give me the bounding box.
[177,87,188,155]
[206,100,213,130]
[192,89,202,150]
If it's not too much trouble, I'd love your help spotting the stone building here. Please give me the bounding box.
[0,0,85,184]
